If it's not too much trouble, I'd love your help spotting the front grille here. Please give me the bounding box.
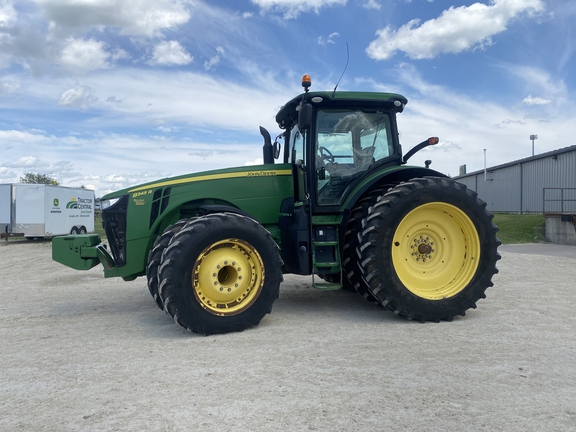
[102,195,129,266]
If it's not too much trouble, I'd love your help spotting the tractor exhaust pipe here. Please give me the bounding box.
[260,126,274,164]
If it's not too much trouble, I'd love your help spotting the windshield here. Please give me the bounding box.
[315,109,394,205]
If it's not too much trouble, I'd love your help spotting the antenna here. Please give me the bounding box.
[332,42,349,97]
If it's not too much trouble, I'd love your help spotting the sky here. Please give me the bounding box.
[0,0,574,197]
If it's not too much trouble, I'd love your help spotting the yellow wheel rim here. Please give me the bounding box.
[392,202,480,300]
[192,239,264,316]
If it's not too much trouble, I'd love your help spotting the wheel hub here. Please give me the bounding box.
[412,236,435,262]
[192,239,263,316]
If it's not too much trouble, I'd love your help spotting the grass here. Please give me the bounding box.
[94,212,106,239]
[492,213,546,245]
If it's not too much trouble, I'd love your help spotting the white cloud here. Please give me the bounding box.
[523,95,552,105]
[318,32,339,45]
[366,0,545,60]
[362,0,380,10]
[58,83,98,109]
[503,65,567,99]
[0,130,47,143]
[204,46,224,70]
[251,0,346,19]
[0,68,297,194]
[60,38,110,72]
[0,0,16,26]
[0,77,20,95]
[3,156,39,167]
[244,157,263,166]
[150,40,193,66]
[34,0,193,37]
[363,64,576,177]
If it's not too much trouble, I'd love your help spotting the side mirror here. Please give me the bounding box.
[273,141,281,159]
[298,103,313,130]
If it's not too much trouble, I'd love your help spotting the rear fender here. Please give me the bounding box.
[344,166,447,214]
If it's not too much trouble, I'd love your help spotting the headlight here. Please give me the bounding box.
[101,197,120,210]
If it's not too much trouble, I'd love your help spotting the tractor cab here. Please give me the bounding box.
[275,76,407,212]
[273,76,413,285]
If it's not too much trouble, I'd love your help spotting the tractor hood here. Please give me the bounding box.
[101,164,291,201]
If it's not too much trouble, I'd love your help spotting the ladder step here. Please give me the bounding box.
[312,282,342,291]
[313,241,338,246]
[314,261,339,267]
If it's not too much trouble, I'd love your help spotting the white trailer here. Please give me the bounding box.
[1,184,95,238]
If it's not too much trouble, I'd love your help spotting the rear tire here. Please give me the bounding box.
[358,177,500,322]
[158,213,283,335]
[146,220,191,310]
[343,186,393,301]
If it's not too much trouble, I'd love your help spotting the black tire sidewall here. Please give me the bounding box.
[363,177,499,319]
[160,214,282,334]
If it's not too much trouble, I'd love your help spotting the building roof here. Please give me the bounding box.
[454,144,576,179]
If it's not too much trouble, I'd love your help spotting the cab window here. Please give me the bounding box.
[315,109,393,205]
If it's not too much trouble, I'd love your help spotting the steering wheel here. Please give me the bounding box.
[318,146,335,164]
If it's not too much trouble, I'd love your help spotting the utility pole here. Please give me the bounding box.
[530,134,538,156]
[484,149,487,182]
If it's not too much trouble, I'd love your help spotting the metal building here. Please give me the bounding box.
[454,145,576,214]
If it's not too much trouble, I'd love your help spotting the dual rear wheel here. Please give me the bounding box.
[146,213,283,335]
[353,177,501,322]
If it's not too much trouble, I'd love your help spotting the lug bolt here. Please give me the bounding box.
[228,288,231,292]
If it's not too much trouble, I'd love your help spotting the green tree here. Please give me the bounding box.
[19,173,59,185]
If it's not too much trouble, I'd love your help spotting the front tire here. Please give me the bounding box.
[358,177,500,322]
[146,220,191,310]
[158,213,283,335]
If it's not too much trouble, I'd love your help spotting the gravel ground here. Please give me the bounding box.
[1,241,575,431]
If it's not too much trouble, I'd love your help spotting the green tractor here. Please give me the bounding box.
[52,75,500,335]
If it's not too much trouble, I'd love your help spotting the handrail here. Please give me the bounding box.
[543,188,576,214]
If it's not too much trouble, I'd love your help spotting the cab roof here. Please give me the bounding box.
[275,91,408,129]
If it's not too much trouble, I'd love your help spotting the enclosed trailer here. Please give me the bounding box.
[1,184,95,238]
